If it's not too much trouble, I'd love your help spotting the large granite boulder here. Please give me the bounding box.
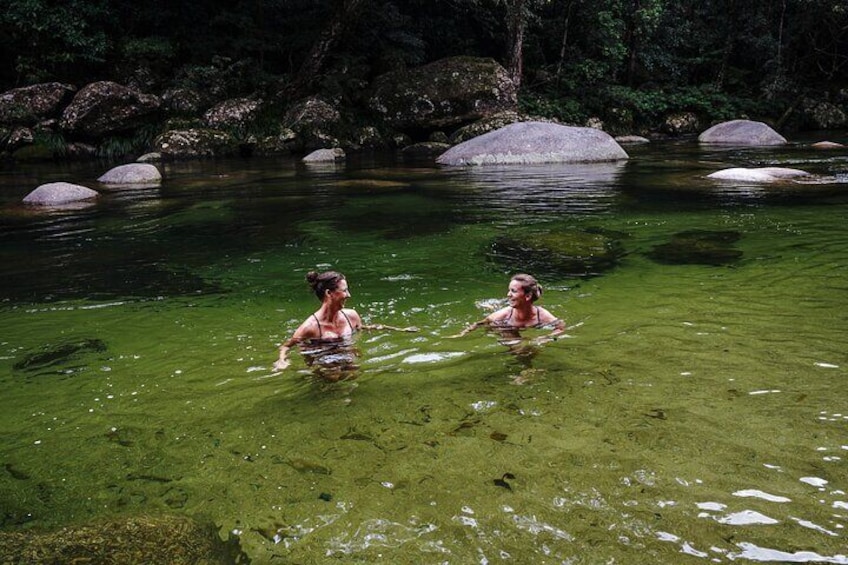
[0,83,76,125]
[368,56,517,131]
[698,119,787,145]
[0,514,243,564]
[436,121,629,166]
[97,163,162,186]
[203,96,263,129]
[59,81,161,138]
[153,128,238,159]
[707,167,811,183]
[22,182,99,205]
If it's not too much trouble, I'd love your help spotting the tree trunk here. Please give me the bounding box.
[282,0,368,100]
[505,0,527,89]
[555,1,575,85]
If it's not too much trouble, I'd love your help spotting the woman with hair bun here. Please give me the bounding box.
[274,270,415,374]
[450,273,565,342]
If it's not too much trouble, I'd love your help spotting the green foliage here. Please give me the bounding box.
[519,93,586,125]
[96,123,161,160]
[0,0,111,83]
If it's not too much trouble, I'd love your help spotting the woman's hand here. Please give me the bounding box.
[273,358,290,371]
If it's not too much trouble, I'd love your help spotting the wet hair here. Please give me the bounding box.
[306,270,346,301]
[511,273,542,302]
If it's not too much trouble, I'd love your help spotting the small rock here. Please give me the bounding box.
[707,167,811,183]
[98,163,162,186]
[302,148,345,162]
[23,182,99,206]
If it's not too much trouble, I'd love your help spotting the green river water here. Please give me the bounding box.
[1,137,847,563]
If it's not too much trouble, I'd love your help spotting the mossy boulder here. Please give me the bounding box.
[489,229,627,278]
[368,56,517,132]
[647,230,743,266]
[0,83,77,125]
[59,81,161,139]
[153,128,239,159]
[0,514,244,564]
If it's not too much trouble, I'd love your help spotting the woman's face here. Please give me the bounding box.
[506,279,529,307]
[326,278,351,305]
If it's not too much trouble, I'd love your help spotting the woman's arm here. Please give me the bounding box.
[447,318,491,338]
[531,309,568,344]
[350,309,418,332]
[273,318,317,371]
[361,323,419,332]
[273,338,299,371]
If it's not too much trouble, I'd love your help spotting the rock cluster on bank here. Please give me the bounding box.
[1,54,844,163]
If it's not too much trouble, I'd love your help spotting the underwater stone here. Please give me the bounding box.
[0,514,244,564]
[13,338,107,373]
[647,230,743,266]
[489,228,626,278]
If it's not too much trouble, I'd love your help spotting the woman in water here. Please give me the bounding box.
[450,273,566,343]
[274,270,415,375]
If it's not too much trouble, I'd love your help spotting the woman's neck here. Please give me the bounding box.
[317,302,342,322]
[512,303,535,322]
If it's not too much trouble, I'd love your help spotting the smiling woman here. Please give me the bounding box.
[273,270,416,377]
[450,273,566,344]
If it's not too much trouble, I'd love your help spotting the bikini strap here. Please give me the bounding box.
[312,313,322,339]
[536,306,541,326]
[341,310,354,332]
[505,308,514,322]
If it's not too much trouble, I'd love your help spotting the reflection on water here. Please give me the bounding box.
[1,137,847,563]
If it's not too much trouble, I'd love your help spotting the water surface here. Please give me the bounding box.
[1,137,847,563]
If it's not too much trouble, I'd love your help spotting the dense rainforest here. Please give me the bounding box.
[1,0,846,141]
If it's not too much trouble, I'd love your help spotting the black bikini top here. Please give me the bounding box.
[312,310,355,339]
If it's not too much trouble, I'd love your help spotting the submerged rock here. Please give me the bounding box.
[22,182,99,206]
[98,163,162,186]
[489,228,627,278]
[13,338,107,373]
[437,121,629,166]
[0,514,244,564]
[707,167,811,183]
[647,230,743,266]
[811,141,845,149]
[698,119,787,145]
[615,135,650,144]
